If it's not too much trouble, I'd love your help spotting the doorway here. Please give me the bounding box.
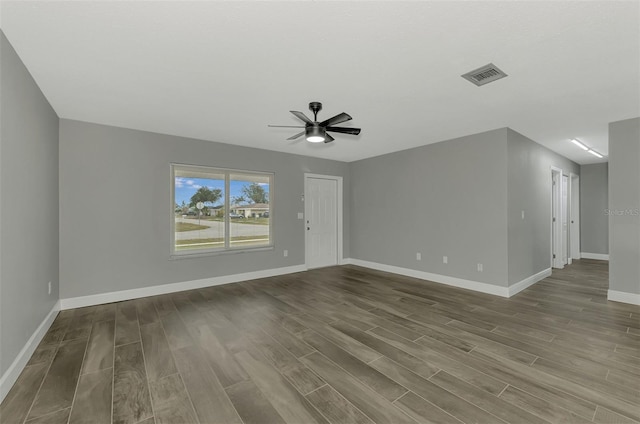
[304,174,343,269]
[551,167,564,269]
[551,168,578,269]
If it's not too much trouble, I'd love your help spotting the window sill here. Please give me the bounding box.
[169,245,274,260]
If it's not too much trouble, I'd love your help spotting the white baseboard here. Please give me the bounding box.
[580,252,609,261]
[608,290,640,305]
[0,300,60,403]
[346,258,510,297]
[60,265,307,310]
[507,268,552,297]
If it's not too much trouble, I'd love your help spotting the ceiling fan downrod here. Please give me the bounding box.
[309,102,322,122]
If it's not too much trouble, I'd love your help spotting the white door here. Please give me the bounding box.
[562,175,569,265]
[305,176,339,269]
[551,169,564,269]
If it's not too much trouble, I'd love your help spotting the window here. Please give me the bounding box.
[171,164,272,256]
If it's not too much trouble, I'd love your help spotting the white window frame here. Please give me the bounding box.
[170,163,274,258]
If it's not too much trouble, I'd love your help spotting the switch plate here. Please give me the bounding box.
[521,210,525,220]
[443,256,448,264]
[477,263,483,272]
[283,250,288,257]
[48,281,51,295]
[416,252,422,261]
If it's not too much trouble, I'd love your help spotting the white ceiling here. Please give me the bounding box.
[1,1,638,164]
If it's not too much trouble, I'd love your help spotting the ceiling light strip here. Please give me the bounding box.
[569,138,605,158]
[570,138,589,151]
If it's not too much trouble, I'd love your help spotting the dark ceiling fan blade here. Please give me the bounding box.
[290,111,313,124]
[319,112,352,127]
[326,126,361,135]
[287,131,305,141]
[324,133,335,143]
[268,125,305,128]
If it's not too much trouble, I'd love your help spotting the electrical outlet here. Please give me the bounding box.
[48,281,52,295]
[477,263,483,272]
[284,250,288,257]
[416,252,422,261]
[443,256,448,264]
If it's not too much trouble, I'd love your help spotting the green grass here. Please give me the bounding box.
[175,235,269,250]
[175,222,210,232]
[189,217,270,225]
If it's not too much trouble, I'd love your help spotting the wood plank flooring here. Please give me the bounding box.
[2,259,639,424]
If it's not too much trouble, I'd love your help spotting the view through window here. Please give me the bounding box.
[172,165,272,254]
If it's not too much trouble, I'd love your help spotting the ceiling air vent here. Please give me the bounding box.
[461,63,508,87]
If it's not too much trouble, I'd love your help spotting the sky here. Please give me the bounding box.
[175,177,269,206]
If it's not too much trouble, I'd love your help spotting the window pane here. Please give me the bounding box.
[174,170,225,252]
[229,173,270,248]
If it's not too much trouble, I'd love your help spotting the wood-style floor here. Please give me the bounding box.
[2,259,639,424]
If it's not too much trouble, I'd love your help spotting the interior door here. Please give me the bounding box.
[562,174,569,265]
[306,177,338,269]
[551,169,564,269]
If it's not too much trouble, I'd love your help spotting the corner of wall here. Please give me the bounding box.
[505,129,579,287]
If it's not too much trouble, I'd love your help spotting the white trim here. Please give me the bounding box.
[0,301,60,403]
[608,290,640,305]
[304,173,343,269]
[60,265,305,310]
[347,259,510,297]
[580,252,609,261]
[507,268,552,297]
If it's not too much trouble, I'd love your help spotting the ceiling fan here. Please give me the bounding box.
[268,102,361,143]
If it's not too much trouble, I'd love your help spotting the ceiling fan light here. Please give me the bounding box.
[306,126,325,143]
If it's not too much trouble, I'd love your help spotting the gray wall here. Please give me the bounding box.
[350,128,509,287]
[580,163,609,255]
[0,32,59,375]
[609,117,640,296]
[59,119,350,299]
[506,129,580,286]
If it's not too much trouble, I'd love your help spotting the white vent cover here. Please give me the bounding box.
[461,63,508,86]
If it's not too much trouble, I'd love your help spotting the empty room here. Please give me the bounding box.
[1,1,639,423]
